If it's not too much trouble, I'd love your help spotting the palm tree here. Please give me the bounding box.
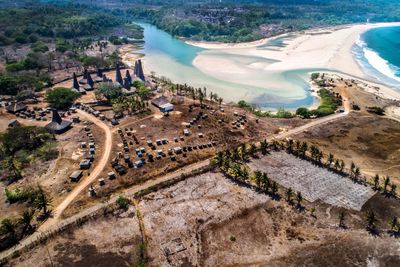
[339,211,346,228]
[373,174,380,191]
[249,143,257,158]
[261,173,270,192]
[271,181,279,197]
[390,184,397,197]
[296,191,303,208]
[389,216,398,232]
[339,160,345,172]
[19,209,35,235]
[34,186,52,215]
[287,139,294,153]
[260,139,268,155]
[366,211,378,232]
[353,167,360,181]
[253,170,263,188]
[334,159,340,171]
[327,153,334,167]
[0,218,17,244]
[350,162,356,178]
[383,176,391,193]
[286,187,293,203]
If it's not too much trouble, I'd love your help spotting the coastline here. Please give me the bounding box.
[188,22,400,105]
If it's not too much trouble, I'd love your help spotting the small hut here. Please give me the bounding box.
[6,102,26,114]
[83,72,94,91]
[8,120,21,128]
[45,110,72,134]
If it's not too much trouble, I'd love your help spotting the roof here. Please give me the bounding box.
[151,96,170,107]
[6,103,26,113]
[70,170,83,179]
[45,110,72,133]
[8,120,21,127]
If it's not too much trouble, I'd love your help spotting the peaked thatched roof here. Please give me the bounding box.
[45,110,72,134]
[6,102,26,113]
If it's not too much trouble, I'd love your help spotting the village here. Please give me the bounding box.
[1,58,400,266]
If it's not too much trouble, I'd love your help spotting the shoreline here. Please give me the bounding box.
[188,22,400,105]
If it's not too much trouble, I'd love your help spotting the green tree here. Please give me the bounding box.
[286,187,293,203]
[45,87,80,110]
[339,211,346,228]
[18,209,35,235]
[296,191,303,208]
[34,186,52,215]
[0,218,17,244]
[366,211,378,232]
[116,195,130,209]
[383,176,391,193]
[95,83,123,102]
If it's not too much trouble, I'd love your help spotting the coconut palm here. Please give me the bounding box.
[334,159,340,171]
[296,191,303,208]
[327,153,334,167]
[339,211,346,228]
[0,218,17,244]
[389,216,398,232]
[19,209,35,235]
[390,184,397,197]
[366,211,378,232]
[383,176,391,193]
[261,173,270,192]
[286,187,293,203]
[34,186,52,215]
[271,182,279,197]
[260,139,268,155]
[253,170,263,188]
[373,174,380,191]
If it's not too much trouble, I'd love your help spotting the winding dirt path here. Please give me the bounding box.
[38,109,113,231]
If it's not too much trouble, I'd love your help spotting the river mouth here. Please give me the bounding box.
[130,22,326,110]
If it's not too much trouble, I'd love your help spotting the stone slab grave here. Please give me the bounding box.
[248,151,375,211]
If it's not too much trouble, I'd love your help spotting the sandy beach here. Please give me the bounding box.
[189,22,400,102]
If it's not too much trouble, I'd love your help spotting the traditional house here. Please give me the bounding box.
[134,60,145,81]
[151,96,174,112]
[126,70,132,85]
[79,69,89,84]
[95,68,103,83]
[83,72,94,91]
[45,110,72,134]
[6,102,26,114]
[72,73,86,94]
[115,64,123,85]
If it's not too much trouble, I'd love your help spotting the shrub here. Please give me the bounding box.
[116,195,130,209]
[296,107,310,118]
[367,106,385,116]
[35,142,58,161]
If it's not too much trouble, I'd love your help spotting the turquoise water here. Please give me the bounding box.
[135,22,320,109]
[354,26,400,88]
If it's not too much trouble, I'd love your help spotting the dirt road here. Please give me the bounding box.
[38,109,113,231]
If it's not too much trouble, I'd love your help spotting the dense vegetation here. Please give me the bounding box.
[0,126,57,183]
[125,0,400,43]
[45,87,80,109]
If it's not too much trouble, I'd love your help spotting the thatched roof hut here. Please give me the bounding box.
[45,110,72,134]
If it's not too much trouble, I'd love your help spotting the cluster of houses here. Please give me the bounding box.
[69,126,96,183]
[72,60,147,95]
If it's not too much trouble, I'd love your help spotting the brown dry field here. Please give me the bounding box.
[294,112,400,178]
[294,74,400,182]
[0,107,104,222]
[62,96,308,218]
[5,207,143,267]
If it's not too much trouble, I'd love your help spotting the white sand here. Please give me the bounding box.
[190,23,400,101]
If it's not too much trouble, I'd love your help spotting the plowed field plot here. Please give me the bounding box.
[248,151,375,210]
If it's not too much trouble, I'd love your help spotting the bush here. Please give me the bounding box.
[35,142,58,161]
[45,87,80,110]
[4,187,38,204]
[116,195,130,209]
[6,62,25,72]
[367,106,385,115]
[311,73,320,80]
[31,41,49,53]
[296,107,310,118]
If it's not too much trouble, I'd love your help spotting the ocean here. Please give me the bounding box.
[354,26,400,89]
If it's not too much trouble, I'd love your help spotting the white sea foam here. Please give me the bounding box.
[356,34,400,84]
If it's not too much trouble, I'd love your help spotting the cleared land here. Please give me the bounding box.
[6,207,143,267]
[248,151,375,210]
